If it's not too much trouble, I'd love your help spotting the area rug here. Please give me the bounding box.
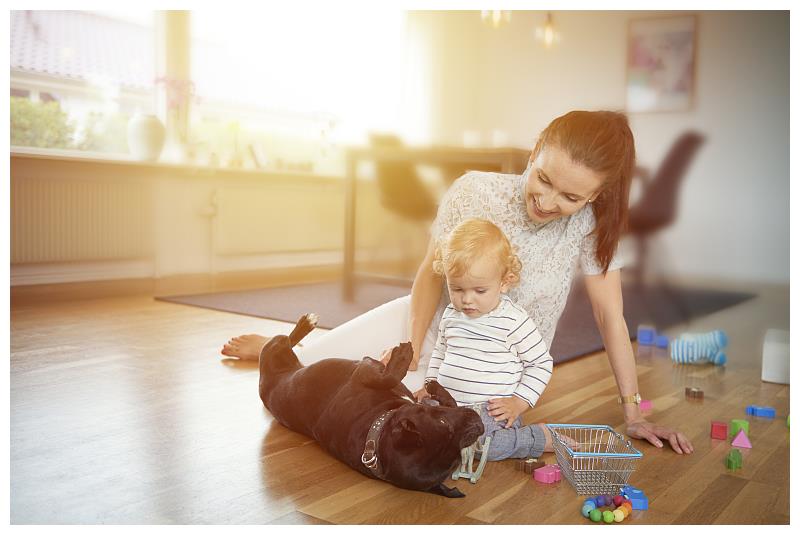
[157,280,754,363]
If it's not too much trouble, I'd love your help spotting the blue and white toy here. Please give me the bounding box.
[670,330,728,366]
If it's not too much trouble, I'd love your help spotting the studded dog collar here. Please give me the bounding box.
[361,409,397,476]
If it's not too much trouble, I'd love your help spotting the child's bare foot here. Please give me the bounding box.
[537,424,555,452]
[221,334,270,361]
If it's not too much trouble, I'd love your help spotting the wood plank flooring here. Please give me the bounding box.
[9,281,790,524]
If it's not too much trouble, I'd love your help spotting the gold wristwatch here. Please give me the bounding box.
[618,393,642,405]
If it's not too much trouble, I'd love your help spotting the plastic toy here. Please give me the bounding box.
[640,399,653,412]
[685,387,704,400]
[637,325,656,345]
[621,485,649,510]
[746,405,776,418]
[589,508,602,522]
[726,448,743,470]
[761,328,789,384]
[710,421,728,440]
[670,329,728,366]
[580,494,633,523]
[533,464,561,484]
[730,419,749,437]
[452,405,492,483]
[731,429,752,449]
[655,335,669,348]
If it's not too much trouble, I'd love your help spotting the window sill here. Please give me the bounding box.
[10,146,343,180]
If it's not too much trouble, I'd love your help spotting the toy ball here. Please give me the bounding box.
[602,510,615,523]
[596,495,606,507]
[581,504,594,518]
[583,499,596,509]
[613,509,625,522]
[612,495,624,507]
[589,508,603,522]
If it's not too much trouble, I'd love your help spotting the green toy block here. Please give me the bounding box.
[730,419,749,437]
[725,448,743,470]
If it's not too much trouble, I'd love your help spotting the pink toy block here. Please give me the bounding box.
[710,421,728,440]
[533,463,561,484]
[640,399,653,412]
[731,429,752,449]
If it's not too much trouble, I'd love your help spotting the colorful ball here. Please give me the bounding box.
[581,504,594,518]
[621,503,632,516]
[596,495,606,507]
[589,508,603,522]
[613,495,624,507]
[602,510,615,523]
[583,499,596,509]
[613,509,625,522]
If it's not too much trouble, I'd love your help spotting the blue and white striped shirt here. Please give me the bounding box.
[425,294,553,407]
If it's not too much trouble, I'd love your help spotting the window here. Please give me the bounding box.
[10,10,156,153]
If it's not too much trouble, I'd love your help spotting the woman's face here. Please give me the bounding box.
[524,145,605,224]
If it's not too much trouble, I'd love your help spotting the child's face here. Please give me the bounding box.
[446,256,510,318]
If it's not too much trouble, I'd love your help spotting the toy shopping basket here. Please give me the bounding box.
[546,424,642,495]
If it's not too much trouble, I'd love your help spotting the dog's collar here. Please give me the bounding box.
[361,409,396,476]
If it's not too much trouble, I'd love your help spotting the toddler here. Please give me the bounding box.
[421,218,553,461]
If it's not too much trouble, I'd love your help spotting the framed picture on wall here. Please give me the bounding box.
[626,15,697,112]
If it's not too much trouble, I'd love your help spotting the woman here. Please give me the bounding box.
[222,110,694,455]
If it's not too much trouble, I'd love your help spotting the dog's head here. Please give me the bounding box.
[376,402,484,495]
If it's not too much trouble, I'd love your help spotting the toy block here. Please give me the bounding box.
[725,448,743,469]
[710,421,728,440]
[639,399,653,412]
[731,429,752,449]
[637,325,656,346]
[655,335,670,348]
[620,485,648,510]
[755,406,776,418]
[516,458,544,474]
[730,419,749,437]
[746,405,758,416]
[533,463,561,484]
[685,387,704,400]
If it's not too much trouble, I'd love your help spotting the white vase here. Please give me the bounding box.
[127,114,165,162]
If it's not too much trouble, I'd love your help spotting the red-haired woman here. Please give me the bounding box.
[223,110,694,455]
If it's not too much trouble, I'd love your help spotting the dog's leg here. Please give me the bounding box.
[288,313,318,347]
[428,483,465,498]
[353,342,412,390]
[424,380,459,408]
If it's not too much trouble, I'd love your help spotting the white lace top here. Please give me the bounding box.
[428,168,624,352]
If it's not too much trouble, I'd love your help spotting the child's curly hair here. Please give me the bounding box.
[432,218,522,286]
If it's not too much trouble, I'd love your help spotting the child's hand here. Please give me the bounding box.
[414,387,430,402]
[487,396,529,428]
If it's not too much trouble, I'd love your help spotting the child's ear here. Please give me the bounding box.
[500,272,517,292]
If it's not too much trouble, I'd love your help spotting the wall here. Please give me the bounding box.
[406,10,789,284]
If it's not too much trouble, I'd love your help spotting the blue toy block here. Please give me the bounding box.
[655,335,670,348]
[637,326,656,346]
[746,405,777,418]
[621,485,649,510]
[755,406,776,418]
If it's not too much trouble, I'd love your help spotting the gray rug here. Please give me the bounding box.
[157,280,754,363]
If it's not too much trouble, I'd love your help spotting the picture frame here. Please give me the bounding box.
[626,15,697,113]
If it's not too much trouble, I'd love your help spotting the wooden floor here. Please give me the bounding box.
[10,278,790,524]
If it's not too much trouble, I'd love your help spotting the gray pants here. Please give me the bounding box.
[474,403,547,461]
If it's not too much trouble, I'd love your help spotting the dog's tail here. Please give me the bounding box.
[288,313,318,347]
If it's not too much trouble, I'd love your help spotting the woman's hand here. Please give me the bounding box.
[488,396,529,428]
[626,418,694,454]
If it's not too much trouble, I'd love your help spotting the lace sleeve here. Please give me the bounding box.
[578,209,625,275]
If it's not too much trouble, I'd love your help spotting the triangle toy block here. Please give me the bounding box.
[731,429,752,448]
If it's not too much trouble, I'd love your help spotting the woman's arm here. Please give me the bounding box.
[584,269,694,454]
[408,237,444,370]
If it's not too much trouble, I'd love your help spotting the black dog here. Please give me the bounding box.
[258,314,484,497]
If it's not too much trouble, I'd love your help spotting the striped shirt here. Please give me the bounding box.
[425,294,553,407]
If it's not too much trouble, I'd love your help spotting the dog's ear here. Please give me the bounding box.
[424,380,458,408]
[390,417,423,450]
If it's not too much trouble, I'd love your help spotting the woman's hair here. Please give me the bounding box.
[531,110,635,273]
[432,218,522,285]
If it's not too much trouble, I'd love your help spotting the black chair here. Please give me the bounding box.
[627,131,705,321]
[369,133,438,221]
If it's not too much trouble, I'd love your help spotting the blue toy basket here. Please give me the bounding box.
[546,424,643,495]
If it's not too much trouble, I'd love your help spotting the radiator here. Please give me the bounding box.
[11,178,153,263]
